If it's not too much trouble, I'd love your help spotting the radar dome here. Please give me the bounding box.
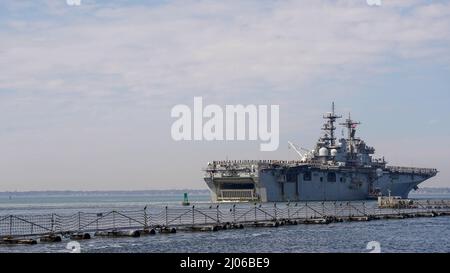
[330,149,338,157]
[319,147,329,157]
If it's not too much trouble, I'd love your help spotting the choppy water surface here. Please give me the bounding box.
[0,192,449,253]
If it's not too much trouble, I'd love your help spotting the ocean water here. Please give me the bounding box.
[0,192,211,215]
[0,192,449,253]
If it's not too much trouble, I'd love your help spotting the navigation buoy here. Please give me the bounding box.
[182,192,190,206]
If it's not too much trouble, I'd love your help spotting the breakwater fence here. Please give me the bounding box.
[1,200,450,245]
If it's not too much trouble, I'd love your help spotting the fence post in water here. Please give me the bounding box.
[216,205,220,224]
[113,211,116,230]
[322,202,325,217]
[78,212,81,231]
[144,207,148,230]
[165,206,168,226]
[363,202,366,216]
[51,213,55,233]
[96,214,99,231]
[233,204,236,223]
[274,203,277,220]
[254,203,257,222]
[192,205,195,226]
[305,202,308,219]
[9,215,13,236]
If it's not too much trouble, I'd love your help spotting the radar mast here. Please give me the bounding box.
[340,113,361,161]
[340,113,361,141]
[321,102,342,147]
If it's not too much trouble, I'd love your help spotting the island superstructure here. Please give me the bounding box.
[204,104,438,202]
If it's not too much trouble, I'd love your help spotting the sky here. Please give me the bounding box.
[0,0,449,191]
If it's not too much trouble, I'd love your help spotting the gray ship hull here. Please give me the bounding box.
[204,162,437,202]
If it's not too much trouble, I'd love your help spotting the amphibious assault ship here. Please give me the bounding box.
[204,104,438,202]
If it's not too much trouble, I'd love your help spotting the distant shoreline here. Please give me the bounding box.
[410,187,450,194]
[0,188,448,196]
[0,189,210,196]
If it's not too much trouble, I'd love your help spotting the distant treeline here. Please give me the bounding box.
[1,188,448,196]
[0,189,210,196]
[412,187,450,194]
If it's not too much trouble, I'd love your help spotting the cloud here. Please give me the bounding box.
[1,0,449,100]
